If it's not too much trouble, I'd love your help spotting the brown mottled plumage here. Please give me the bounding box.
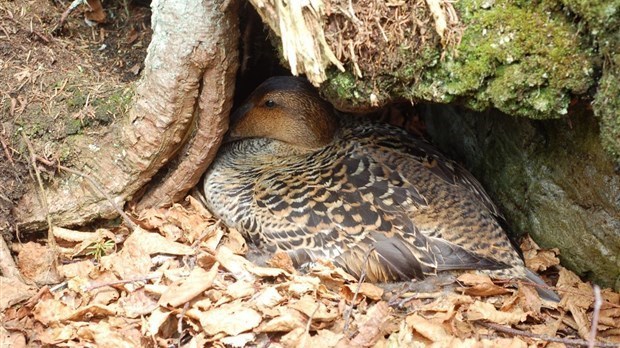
[201,76,557,300]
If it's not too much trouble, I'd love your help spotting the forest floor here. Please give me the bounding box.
[1,1,619,347]
[0,0,149,235]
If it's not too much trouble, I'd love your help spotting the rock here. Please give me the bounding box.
[421,103,620,290]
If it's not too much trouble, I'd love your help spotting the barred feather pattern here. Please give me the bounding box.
[202,116,527,282]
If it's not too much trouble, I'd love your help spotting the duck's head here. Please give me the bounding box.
[227,76,338,149]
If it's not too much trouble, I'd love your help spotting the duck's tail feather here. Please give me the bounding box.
[525,268,560,302]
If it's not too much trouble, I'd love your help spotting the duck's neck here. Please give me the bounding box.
[297,110,338,149]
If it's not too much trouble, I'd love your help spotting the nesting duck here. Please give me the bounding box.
[200,76,556,299]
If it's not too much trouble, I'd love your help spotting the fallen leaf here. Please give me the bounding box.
[125,227,194,256]
[221,333,256,348]
[341,282,384,302]
[85,0,106,23]
[289,295,339,321]
[309,329,343,346]
[348,301,391,346]
[33,299,73,325]
[159,263,218,307]
[17,242,62,285]
[457,273,511,297]
[517,282,542,315]
[466,301,527,325]
[145,307,172,336]
[406,314,450,342]
[0,276,37,310]
[258,307,306,332]
[118,288,158,318]
[194,302,262,336]
[280,327,310,348]
[267,251,296,274]
[226,279,256,299]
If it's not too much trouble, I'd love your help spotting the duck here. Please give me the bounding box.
[200,76,558,301]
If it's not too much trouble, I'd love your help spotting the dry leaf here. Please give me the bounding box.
[159,263,218,307]
[125,227,194,256]
[517,282,542,315]
[309,329,343,346]
[255,287,284,309]
[226,279,256,299]
[195,302,262,336]
[17,242,62,285]
[466,301,527,325]
[58,260,96,279]
[348,301,391,346]
[221,227,248,254]
[289,295,339,321]
[0,276,37,310]
[406,314,450,342]
[76,321,142,347]
[85,0,106,23]
[280,327,311,348]
[267,251,296,274]
[221,333,256,347]
[215,246,256,281]
[258,308,306,333]
[118,288,158,318]
[32,299,73,325]
[457,273,511,297]
[526,249,560,272]
[145,307,172,336]
[341,282,384,302]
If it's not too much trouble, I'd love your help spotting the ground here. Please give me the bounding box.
[1,1,620,347]
[0,0,151,236]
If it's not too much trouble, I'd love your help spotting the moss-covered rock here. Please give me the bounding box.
[322,0,594,120]
[422,104,620,290]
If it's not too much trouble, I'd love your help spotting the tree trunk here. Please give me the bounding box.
[14,0,239,232]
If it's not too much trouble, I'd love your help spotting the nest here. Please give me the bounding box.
[248,0,462,85]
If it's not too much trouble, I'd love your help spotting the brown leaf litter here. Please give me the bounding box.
[2,196,619,347]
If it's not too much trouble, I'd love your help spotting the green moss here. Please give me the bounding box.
[423,104,620,290]
[594,53,620,161]
[322,0,594,119]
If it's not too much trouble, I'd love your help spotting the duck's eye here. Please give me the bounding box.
[264,99,276,108]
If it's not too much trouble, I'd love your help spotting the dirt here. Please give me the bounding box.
[0,0,151,237]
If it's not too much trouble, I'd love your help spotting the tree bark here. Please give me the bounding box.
[14,0,239,231]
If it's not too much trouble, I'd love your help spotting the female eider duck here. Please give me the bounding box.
[200,76,557,301]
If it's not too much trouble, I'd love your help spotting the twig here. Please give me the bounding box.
[0,130,15,166]
[177,302,190,348]
[589,285,603,348]
[305,302,320,334]
[83,273,162,291]
[33,154,138,230]
[478,321,618,348]
[343,247,373,335]
[21,133,55,240]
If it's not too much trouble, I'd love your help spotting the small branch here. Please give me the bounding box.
[588,285,602,348]
[478,321,617,348]
[343,247,373,335]
[33,154,137,230]
[83,273,162,292]
[177,302,190,348]
[21,133,55,241]
[0,130,15,166]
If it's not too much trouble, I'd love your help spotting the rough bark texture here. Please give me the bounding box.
[135,2,239,210]
[14,0,238,231]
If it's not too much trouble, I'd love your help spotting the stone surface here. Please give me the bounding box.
[421,103,620,290]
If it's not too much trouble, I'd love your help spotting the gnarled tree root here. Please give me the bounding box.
[14,0,239,232]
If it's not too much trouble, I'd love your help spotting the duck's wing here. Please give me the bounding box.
[248,144,509,281]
